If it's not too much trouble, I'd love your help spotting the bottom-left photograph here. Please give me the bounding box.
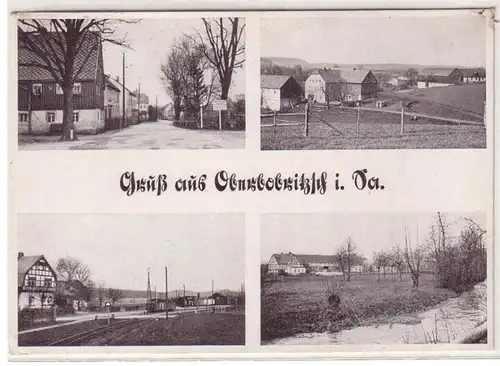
[15,213,246,347]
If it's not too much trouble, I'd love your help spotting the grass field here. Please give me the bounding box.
[261,108,486,150]
[261,273,457,342]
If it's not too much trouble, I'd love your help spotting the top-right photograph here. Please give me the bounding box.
[260,11,488,150]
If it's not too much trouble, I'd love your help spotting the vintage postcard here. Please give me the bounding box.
[7,7,497,362]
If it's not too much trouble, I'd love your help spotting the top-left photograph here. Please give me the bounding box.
[16,17,246,150]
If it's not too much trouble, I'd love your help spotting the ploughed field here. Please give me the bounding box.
[261,273,457,343]
[261,108,486,150]
[18,313,245,346]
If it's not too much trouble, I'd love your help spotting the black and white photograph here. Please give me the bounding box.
[16,214,245,346]
[261,213,488,345]
[17,17,245,150]
[260,11,488,150]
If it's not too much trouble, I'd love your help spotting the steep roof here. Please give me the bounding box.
[421,68,456,77]
[105,75,121,92]
[261,75,293,89]
[271,253,296,265]
[314,69,373,84]
[18,31,101,82]
[18,254,43,287]
[294,254,337,265]
[58,280,88,300]
[105,74,136,96]
[458,68,486,78]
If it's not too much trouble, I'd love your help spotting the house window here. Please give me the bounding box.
[72,112,79,122]
[32,83,42,95]
[73,83,82,95]
[56,84,63,95]
[19,112,28,122]
[27,276,36,287]
[43,278,52,287]
[46,112,55,123]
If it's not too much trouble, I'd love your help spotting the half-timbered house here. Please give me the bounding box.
[261,75,303,111]
[18,31,105,134]
[18,252,57,309]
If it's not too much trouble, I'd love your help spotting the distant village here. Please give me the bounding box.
[261,62,486,112]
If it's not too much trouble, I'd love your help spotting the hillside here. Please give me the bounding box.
[262,57,482,72]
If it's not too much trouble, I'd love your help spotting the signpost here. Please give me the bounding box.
[105,301,111,326]
[212,99,227,130]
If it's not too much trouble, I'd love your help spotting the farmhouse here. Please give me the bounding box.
[56,279,90,311]
[268,252,344,276]
[18,252,57,309]
[261,75,302,111]
[417,67,486,88]
[107,75,138,119]
[305,69,379,104]
[18,31,105,134]
[104,75,121,120]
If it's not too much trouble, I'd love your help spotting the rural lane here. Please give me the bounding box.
[18,120,245,150]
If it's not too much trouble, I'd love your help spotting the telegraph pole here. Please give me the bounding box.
[146,268,152,313]
[122,52,126,130]
[155,94,158,122]
[138,83,141,123]
[165,266,168,320]
[212,279,214,311]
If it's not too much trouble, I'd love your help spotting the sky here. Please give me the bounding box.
[261,13,486,67]
[18,214,245,293]
[103,18,246,106]
[261,212,487,262]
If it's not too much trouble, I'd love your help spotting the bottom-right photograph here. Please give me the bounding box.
[260,212,488,345]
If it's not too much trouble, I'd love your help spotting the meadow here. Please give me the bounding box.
[261,273,457,342]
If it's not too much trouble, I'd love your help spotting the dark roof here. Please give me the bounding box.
[421,68,457,77]
[105,75,121,92]
[294,254,337,265]
[261,75,294,89]
[458,68,486,78]
[314,69,373,84]
[58,280,88,300]
[105,74,136,96]
[18,254,44,287]
[271,253,296,265]
[18,31,101,82]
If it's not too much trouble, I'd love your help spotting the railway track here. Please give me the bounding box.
[48,318,140,346]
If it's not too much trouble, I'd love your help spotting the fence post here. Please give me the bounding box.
[218,110,222,130]
[400,102,405,135]
[356,102,361,134]
[200,106,204,129]
[304,102,309,137]
[273,110,277,135]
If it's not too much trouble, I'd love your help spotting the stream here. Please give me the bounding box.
[269,282,487,345]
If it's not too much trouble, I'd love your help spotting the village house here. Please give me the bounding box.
[135,93,150,115]
[268,252,307,275]
[18,31,105,135]
[56,279,90,311]
[104,75,121,120]
[160,103,174,120]
[305,69,379,104]
[18,252,57,309]
[388,76,410,88]
[417,67,486,88]
[108,75,137,119]
[261,75,303,111]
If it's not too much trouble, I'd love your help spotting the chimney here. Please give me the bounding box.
[18,252,24,259]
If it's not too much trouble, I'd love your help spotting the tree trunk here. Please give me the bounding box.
[399,268,403,283]
[377,269,380,283]
[61,41,78,141]
[411,273,419,288]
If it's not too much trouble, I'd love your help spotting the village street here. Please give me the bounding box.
[18,120,245,150]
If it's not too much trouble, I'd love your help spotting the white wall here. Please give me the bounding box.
[261,88,281,111]
[18,109,105,134]
[18,292,54,309]
[305,74,326,103]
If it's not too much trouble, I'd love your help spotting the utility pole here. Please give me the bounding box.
[138,83,141,124]
[165,266,168,320]
[122,52,126,130]
[146,267,152,313]
[212,279,214,311]
[183,284,186,309]
[155,94,158,122]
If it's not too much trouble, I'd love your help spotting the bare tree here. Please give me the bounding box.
[18,19,136,140]
[335,236,359,281]
[107,288,123,306]
[388,245,405,282]
[96,281,107,308]
[194,18,245,101]
[56,257,91,285]
[372,251,387,284]
[404,227,423,288]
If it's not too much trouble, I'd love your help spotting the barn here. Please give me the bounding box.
[305,69,379,104]
[261,75,302,111]
[267,252,306,276]
[18,252,57,309]
[18,31,105,134]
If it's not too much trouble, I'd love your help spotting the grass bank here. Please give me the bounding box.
[261,273,457,342]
